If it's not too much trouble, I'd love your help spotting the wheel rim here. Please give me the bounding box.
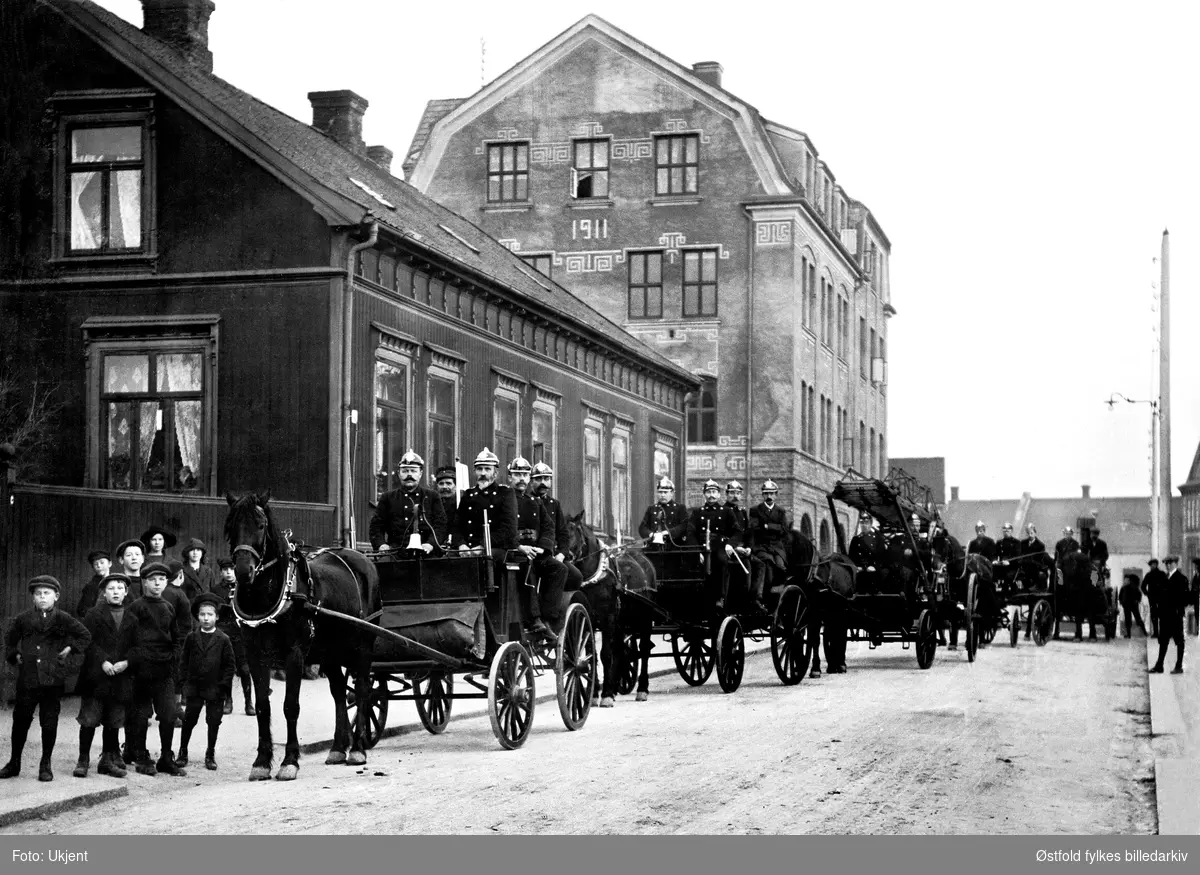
[716,616,745,693]
[617,633,638,695]
[346,677,388,748]
[771,586,810,685]
[672,634,715,685]
[1033,600,1052,646]
[916,610,936,669]
[557,604,596,731]
[414,672,454,735]
[1010,607,1019,647]
[488,642,535,750]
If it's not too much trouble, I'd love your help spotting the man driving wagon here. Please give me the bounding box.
[689,479,744,611]
[507,456,570,639]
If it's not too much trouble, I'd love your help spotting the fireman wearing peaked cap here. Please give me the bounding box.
[690,478,743,610]
[967,521,997,561]
[639,475,690,550]
[369,449,447,554]
[507,455,563,639]
[749,480,790,610]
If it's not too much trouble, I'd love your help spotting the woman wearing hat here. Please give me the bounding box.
[140,526,177,563]
[180,538,217,604]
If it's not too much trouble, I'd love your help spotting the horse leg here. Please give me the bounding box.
[246,644,274,781]
[809,598,823,678]
[346,646,372,765]
[276,643,304,781]
[324,661,349,765]
[635,627,651,701]
[598,617,615,708]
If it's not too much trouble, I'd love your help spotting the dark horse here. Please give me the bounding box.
[932,531,998,647]
[564,514,649,707]
[225,491,380,780]
[1058,549,1103,640]
[798,531,855,676]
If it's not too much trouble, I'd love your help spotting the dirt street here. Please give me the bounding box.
[4,634,1156,835]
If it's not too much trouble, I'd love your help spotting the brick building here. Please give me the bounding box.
[403,15,893,550]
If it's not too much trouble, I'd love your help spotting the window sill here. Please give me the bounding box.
[481,203,532,213]
[565,199,614,210]
[49,252,157,270]
[648,195,703,207]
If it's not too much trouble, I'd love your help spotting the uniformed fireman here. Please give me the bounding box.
[368,450,448,554]
[1088,527,1110,570]
[967,521,997,561]
[1054,527,1080,565]
[531,462,584,593]
[451,448,518,563]
[1021,523,1046,557]
[749,480,789,611]
[690,478,744,610]
[434,466,458,543]
[722,481,760,610]
[995,522,1021,595]
[509,456,568,637]
[638,477,690,548]
[849,512,885,592]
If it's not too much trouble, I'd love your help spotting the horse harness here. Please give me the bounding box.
[232,530,359,628]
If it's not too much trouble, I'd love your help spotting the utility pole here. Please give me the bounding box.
[1158,230,1171,559]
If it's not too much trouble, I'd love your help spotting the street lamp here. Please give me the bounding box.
[1105,393,1161,557]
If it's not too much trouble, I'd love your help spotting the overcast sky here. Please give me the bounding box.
[96,0,1200,501]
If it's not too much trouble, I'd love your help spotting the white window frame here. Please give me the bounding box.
[611,420,633,539]
[583,407,607,533]
[373,339,415,501]
[531,387,560,477]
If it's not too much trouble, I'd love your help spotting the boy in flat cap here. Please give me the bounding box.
[176,593,235,770]
[212,558,254,715]
[1,577,91,781]
[75,549,112,619]
[75,573,137,778]
[125,562,187,776]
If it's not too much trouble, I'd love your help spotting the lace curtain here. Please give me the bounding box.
[160,355,202,481]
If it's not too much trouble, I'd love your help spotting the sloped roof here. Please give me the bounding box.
[402,98,464,179]
[50,0,696,388]
[1183,440,1200,490]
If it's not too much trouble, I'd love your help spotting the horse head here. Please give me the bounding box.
[565,510,603,579]
[224,490,279,585]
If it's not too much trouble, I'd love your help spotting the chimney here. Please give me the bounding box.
[366,145,394,174]
[692,61,723,89]
[1081,484,1090,499]
[950,486,959,502]
[308,90,369,156]
[142,0,216,73]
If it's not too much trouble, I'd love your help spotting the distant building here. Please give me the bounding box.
[1180,442,1200,568]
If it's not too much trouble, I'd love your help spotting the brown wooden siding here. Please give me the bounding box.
[1,484,335,622]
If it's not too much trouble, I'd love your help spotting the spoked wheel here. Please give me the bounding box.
[1032,599,1054,647]
[981,624,996,645]
[1009,607,1020,647]
[345,675,389,749]
[556,603,596,731]
[617,633,639,696]
[964,575,979,663]
[487,641,535,750]
[413,671,454,735]
[672,633,715,686]
[915,609,937,669]
[770,584,811,685]
[715,616,745,693]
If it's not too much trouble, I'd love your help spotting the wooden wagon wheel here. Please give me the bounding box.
[1009,606,1020,648]
[964,574,979,663]
[715,615,745,694]
[1032,599,1054,647]
[487,641,535,750]
[345,675,389,749]
[617,632,639,696]
[770,584,811,685]
[556,603,596,731]
[915,608,937,669]
[672,632,715,686]
[413,671,454,735]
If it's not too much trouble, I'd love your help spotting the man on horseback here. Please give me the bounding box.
[531,462,584,594]
[508,456,569,637]
[369,450,447,555]
[968,522,997,561]
[638,476,690,548]
[749,480,789,611]
[690,478,744,611]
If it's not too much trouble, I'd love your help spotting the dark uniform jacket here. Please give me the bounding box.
[452,482,519,559]
[967,535,997,560]
[439,495,458,540]
[5,607,91,690]
[79,603,137,702]
[1161,569,1190,619]
[515,492,556,554]
[638,501,691,546]
[179,628,236,700]
[1021,537,1047,557]
[996,535,1022,562]
[850,529,885,569]
[725,502,751,541]
[181,562,217,604]
[1088,538,1110,565]
[689,502,743,551]
[127,594,184,681]
[749,502,790,569]
[76,573,106,618]
[370,485,449,551]
[538,495,571,557]
[1054,537,1080,563]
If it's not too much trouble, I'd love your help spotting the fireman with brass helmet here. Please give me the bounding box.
[368,449,448,554]
[508,455,570,638]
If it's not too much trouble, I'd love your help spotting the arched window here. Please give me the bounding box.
[687,378,717,443]
[800,513,813,540]
[819,519,831,554]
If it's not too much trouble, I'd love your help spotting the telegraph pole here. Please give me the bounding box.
[1158,230,1171,559]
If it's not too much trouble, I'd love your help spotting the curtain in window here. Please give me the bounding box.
[138,401,159,477]
[161,354,202,481]
[110,171,142,248]
[70,170,102,250]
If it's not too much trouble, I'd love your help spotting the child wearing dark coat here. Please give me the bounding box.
[75,550,112,619]
[176,593,235,770]
[213,557,254,716]
[2,576,92,782]
[126,563,188,777]
[75,573,138,778]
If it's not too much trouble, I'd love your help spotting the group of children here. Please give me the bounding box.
[2,528,254,782]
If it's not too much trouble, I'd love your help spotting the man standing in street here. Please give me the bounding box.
[1142,558,1167,638]
[1150,556,1187,674]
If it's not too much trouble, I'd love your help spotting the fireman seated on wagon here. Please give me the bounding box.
[506,455,569,638]
[638,476,696,582]
[369,450,448,555]
[688,478,745,611]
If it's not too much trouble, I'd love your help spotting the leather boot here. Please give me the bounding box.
[135,753,157,776]
[223,696,233,716]
[175,747,189,768]
[0,760,20,779]
[73,757,89,778]
[39,757,53,782]
[205,749,218,771]
[156,751,187,777]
